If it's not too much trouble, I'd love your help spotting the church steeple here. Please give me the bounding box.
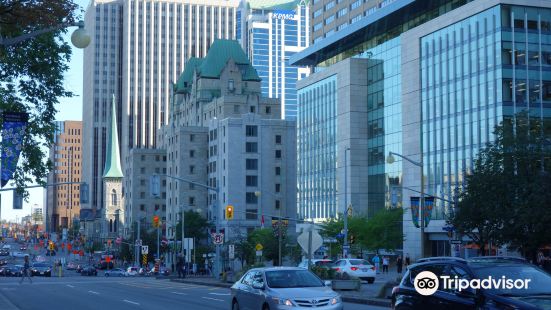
[103,95,124,178]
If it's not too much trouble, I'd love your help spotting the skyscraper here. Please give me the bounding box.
[82,0,239,220]
[237,0,310,120]
[45,121,82,232]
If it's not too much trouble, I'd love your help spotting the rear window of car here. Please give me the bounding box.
[315,260,334,267]
[350,259,370,266]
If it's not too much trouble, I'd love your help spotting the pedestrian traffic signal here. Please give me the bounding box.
[153,215,160,228]
[225,205,234,220]
[349,234,355,244]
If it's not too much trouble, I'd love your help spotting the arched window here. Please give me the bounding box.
[109,219,113,232]
[114,219,118,232]
[111,189,117,206]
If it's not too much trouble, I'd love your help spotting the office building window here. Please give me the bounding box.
[246,158,258,170]
[189,150,195,157]
[275,183,281,193]
[246,192,258,204]
[246,142,258,153]
[246,125,258,137]
[275,150,282,158]
[275,166,281,175]
[246,175,258,186]
[275,200,280,209]
[275,135,282,144]
[189,165,195,174]
[189,197,195,205]
[246,209,257,220]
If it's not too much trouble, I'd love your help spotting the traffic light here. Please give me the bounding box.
[225,205,234,220]
[349,234,355,244]
[153,215,160,228]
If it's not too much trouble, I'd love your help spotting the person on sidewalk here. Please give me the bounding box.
[382,256,389,273]
[19,255,32,284]
[176,260,183,278]
[396,255,403,274]
[372,254,381,274]
[405,253,411,267]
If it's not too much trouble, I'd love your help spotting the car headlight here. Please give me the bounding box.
[330,297,341,305]
[272,297,294,306]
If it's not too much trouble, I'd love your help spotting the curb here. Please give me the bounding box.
[169,279,391,307]
[170,279,233,288]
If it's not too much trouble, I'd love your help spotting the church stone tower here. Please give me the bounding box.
[102,95,125,239]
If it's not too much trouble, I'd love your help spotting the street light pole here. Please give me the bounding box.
[0,21,90,48]
[387,151,425,258]
[343,147,350,257]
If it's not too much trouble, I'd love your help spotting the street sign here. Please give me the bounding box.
[451,240,462,245]
[141,245,149,254]
[228,245,235,259]
[297,230,323,253]
[343,245,351,250]
[255,243,263,251]
[135,239,142,246]
[324,237,338,243]
[150,175,160,198]
[212,233,224,245]
[256,250,263,257]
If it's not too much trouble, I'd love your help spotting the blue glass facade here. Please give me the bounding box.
[297,76,337,219]
[420,5,551,220]
[251,27,270,95]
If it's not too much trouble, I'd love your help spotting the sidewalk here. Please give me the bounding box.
[168,272,399,308]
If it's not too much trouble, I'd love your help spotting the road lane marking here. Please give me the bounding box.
[123,300,140,306]
[88,290,99,295]
[66,285,75,288]
[207,287,220,291]
[171,291,188,295]
[202,297,224,302]
[209,293,230,296]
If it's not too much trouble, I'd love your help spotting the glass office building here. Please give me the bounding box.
[238,0,310,120]
[292,0,551,257]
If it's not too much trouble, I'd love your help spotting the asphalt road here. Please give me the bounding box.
[0,277,389,310]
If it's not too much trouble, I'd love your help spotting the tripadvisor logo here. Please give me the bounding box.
[414,271,439,296]
[413,270,532,296]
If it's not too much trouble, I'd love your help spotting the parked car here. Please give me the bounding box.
[298,259,335,269]
[80,266,98,276]
[66,261,78,270]
[19,245,27,251]
[126,266,139,276]
[11,251,27,258]
[104,268,126,277]
[31,263,52,277]
[391,257,551,309]
[0,249,9,256]
[333,259,376,283]
[3,265,23,277]
[231,267,343,310]
[0,265,11,276]
[0,258,8,266]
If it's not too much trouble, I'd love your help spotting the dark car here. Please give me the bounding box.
[19,245,27,251]
[2,265,23,277]
[76,264,84,273]
[0,258,8,266]
[45,250,56,256]
[31,263,52,277]
[391,257,551,310]
[0,249,9,256]
[81,266,97,276]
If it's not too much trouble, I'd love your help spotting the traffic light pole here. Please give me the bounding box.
[152,175,220,279]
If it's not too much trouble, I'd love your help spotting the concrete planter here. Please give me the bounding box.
[331,279,361,291]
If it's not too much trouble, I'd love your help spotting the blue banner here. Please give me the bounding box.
[1,112,28,187]
[424,196,435,228]
[410,197,420,228]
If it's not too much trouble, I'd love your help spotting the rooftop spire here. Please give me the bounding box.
[103,94,123,178]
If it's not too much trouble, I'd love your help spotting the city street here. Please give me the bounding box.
[0,277,388,310]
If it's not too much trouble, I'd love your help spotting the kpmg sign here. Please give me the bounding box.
[272,10,296,20]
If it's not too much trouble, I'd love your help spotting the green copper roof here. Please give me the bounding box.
[248,0,300,10]
[198,39,260,81]
[175,57,203,93]
[103,95,124,179]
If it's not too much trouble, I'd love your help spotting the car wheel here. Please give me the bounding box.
[231,299,240,310]
[367,278,375,284]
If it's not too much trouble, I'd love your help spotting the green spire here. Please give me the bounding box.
[103,94,124,179]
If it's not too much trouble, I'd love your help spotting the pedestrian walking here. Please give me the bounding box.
[372,254,381,274]
[382,256,389,273]
[176,260,183,278]
[405,253,411,267]
[19,255,32,284]
[181,262,186,278]
[396,255,403,274]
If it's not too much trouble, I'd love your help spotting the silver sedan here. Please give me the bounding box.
[231,267,343,310]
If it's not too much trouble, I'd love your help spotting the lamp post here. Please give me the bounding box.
[343,147,350,258]
[0,21,90,48]
[387,151,425,258]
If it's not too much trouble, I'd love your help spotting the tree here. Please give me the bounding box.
[357,208,404,252]
[175,210,209,241]
[246,228,288,265]
[1,0,79,193]
[451,114,551,258]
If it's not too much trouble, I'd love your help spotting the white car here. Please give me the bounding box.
[126,266,139,276]
[2,244,11,250]
[12,251,27,258]
[333,259,376,283]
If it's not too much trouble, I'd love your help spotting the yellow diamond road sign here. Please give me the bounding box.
[255,243,263,251]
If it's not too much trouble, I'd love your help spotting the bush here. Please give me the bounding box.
[310,265,336,280]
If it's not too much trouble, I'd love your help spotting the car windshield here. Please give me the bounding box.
[33,263,48,267]
[266,270,324,288]
[471,264,551,296]
[349,259,370,266]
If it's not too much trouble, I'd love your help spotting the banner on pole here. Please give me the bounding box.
[1,112,29,187]
[423,196,435,227]
[410,197,420,228]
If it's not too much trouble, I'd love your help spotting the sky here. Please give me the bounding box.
[1,0,89,223]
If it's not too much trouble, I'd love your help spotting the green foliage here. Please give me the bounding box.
[175,210,209,241]
[0,0,79,193]
[247,228,287,265]
[451,114,551,257]
[310,265,336,280]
